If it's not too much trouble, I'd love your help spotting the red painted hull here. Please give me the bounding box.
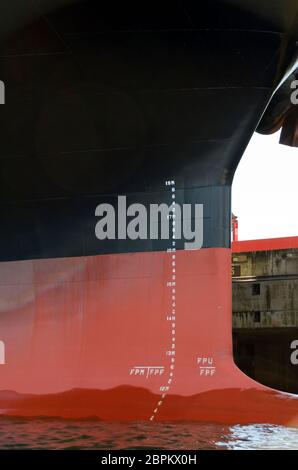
[0,248,297,424]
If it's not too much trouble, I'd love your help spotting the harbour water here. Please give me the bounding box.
[0,418,297,450]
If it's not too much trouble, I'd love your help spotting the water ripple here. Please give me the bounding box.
[0,417,297,450]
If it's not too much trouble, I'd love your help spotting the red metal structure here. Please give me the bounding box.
[233,236,298,253]
[232,214,239,242]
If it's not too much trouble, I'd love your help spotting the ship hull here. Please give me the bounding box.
[0,247,298,425]
[0,0,297,424]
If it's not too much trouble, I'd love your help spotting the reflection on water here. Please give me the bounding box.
[217,424,298,450]
[0,418,297,450]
